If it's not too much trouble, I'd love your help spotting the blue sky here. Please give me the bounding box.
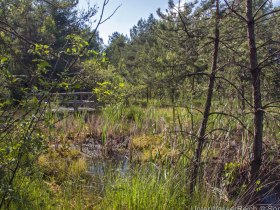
[78,0,168,44]
[78,0,280,44]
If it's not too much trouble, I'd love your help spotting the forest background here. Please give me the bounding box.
[0,0,280,208]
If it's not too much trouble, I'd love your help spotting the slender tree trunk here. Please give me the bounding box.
[246,0,263,182]
[146,86,149,104]
[241,82,246,112]
[190,0,220,194]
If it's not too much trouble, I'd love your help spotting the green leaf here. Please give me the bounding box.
[91,50,99,55]
[0,57,8,63]
[38,60,51,68]
[32,96,39,105]
[74,84,81,89]
[60,82,69,90]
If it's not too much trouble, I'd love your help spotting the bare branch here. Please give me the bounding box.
[253,0,270,18]
[263,100,280,109]
[255,8,280,22]
[209,111,254,135]
[100,5,121,24]
[258,48,280,69]
[65,0,120,71]
[223,0,247,22]
[215,76,253,108]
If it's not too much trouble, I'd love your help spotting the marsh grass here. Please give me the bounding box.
[9,173,54,210]
[7,101,279,209]
[8,159,230,210]
[97,165,187,210]
[96,161,229,210]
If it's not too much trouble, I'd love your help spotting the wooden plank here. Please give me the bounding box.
[59,100,96,104]
[34,92,94,99]
[59,100,96,108]
[50,92,94,96]
[33,92,98,112]
[51,107,95,113]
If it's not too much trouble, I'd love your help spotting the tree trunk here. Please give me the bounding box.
[241,82,246,112]
[246,0,263,182]
[189,0,220,194]
[146,86,149,104]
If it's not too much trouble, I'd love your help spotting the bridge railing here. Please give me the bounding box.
[38,92,98,112]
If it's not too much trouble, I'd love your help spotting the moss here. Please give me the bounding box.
[68,157,87,177]
[131,135,179,162]
[38,148,88,183]
[132,135,163,150]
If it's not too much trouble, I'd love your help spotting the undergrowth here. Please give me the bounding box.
[3,103,279,209]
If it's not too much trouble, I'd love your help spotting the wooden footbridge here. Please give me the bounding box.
[44,92,99,113]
